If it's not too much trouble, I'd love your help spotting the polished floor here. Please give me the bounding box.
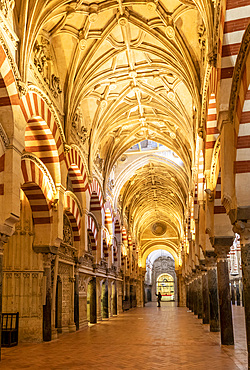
[1,302,248,370]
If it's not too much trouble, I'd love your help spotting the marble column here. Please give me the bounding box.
[0,234,8,360]
[43,253,53,341]
[233,219,250,367]
[103,279,109,319]
[193,276,198,316]
[74,266,80,330]
[206,251,220,332]
[113,283,117,315]
[236,280,241,306]
[197,273,203,319]
[231,282,235,305]
[186,283,189,308]
[214,239,234,345]
[241,243,250,367]
[202,271,209,324]
[90,278,97,324]
[189,280,194,312]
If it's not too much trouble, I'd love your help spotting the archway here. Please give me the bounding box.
[157,274,175,302]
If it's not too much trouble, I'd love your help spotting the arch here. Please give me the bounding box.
[104,208,113,236]
[64,191,82,242]
[65,147,88,193]
[205,94,219,172]
[20,91,65,183]
[0,44,19,110]
[88,178,103,209]
[21,156,55,224]
[141,242,179,268]
[87,215,98,250]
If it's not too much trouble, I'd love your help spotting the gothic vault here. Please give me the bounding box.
[0,0,250,366]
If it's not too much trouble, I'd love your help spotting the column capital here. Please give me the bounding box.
[205,250,217,268]
[232,218,250,246]
[211,236,234,261]
[43,253,55,269]
[0,232,10,255]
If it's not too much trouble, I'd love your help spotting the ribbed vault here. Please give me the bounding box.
[18,0,210,267]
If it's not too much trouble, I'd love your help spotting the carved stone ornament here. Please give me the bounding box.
[94,151,103,172]
[63,213,73,246]
[72,109,88,144]
[33,36,62,99]
[0,0,15,18]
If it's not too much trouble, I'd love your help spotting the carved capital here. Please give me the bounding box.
[43,253,54,269]
[205,250,217,268]
[0,232,9,255]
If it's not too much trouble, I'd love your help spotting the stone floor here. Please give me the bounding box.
[1,302,248,370]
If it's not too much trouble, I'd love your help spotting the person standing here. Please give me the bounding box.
[155,292,162,307]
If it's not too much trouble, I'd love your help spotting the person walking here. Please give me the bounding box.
[155,291,162,307]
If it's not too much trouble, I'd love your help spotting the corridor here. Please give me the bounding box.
[1,303,247,370]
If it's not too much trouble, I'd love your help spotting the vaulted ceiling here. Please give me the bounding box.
[16,0,213,254]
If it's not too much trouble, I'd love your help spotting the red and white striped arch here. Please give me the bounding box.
[0,45,19,110]
[65,147,88,193]
[87,215,98,248]
[0,45,20,197]
[104,208,113,235]
[89,179,103,211]
[21,157,55,224]
[64,192,82,242]
[122,227,128,246]
[205,94,219,171]
[114,219,121,236]
[20,91,65,182]
[219,0,250,108]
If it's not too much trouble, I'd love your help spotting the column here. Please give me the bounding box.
[197,273,203,319]
[206,251,220,332]
[90,277,97,323]
[43,253,53,341]
[0,234,8,360]
[193,275,198,315]
[189,280,194,312]
[202,270,209,324]
[103,279,109,318]
[214,239,234,345]
[231,281,235,305]
[234,220,250,367]
[74,265,79,330]
[236,280,241,306]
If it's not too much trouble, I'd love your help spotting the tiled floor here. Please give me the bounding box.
[1,302,248,370]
